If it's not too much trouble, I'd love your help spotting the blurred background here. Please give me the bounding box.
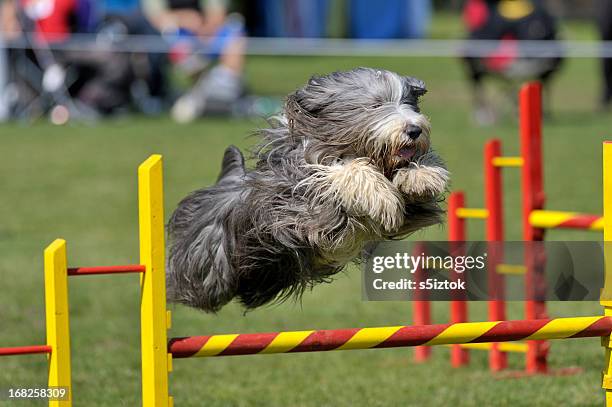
[1,0,611,122]
[1,1,612,406]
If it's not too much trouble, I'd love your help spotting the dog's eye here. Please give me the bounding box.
[400,95,414,105]
[371,103,382,109]
[400,95,420,112]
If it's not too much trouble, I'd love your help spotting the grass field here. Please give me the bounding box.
[2,16,612,407]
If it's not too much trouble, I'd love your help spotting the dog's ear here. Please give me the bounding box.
[404,76,427,97]
[286,90,318,118]
[287,79,327,118]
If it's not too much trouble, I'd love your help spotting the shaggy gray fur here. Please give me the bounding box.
[167,67,449,312]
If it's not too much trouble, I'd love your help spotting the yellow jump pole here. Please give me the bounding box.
[44,239,72,406]
[602,142,612,405]
[139,155,172,407]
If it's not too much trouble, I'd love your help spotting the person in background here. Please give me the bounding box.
[93,0,169,115]
[0,0,20,120]
[597,0,612,110]
[462,0,563,125]
[0,0,138,117]
[243,0,329,38]
[143,0,245,122]
[0,40,8,121]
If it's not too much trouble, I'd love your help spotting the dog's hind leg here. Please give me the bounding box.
[166,146,247,312]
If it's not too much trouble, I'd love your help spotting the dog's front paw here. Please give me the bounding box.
[362,189,405,232]
[312,159,405,232]
[393,165,449,202]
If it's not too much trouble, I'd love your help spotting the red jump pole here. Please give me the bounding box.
[520,82,549,374]
[448,191,469,367]
[484,139,507,371]
[67,264,145,276]
[0,345,52,356]
[412,242,431,362]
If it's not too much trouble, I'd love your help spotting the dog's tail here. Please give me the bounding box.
[216,145,246,185]
[166,146,246,312]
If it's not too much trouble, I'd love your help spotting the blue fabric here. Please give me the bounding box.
[350,0,405,39]
[289,0,328,37]
[207,19,244,57]
[103,0,141,13]
[404,0,431,38]
[166,19,244,59]
[82,0,142,31]
[349,0,431,39]
[75,0,98,32]
[251,0,329,37]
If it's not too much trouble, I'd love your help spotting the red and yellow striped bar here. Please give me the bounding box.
[0,345,52,356]
[530,210,603,231]
[169,316,612,358]
[67,265,145,276]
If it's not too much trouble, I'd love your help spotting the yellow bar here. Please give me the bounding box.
[457,342,491,351]
[456,208,489,219]
[496,264,527,275]
[45,239,72,406]
[604,141,612,300]
[492,156,524,167]
[602,142,612,404]
[530,210,603,231]
[455,342,527,353]
[139,155,170,407]
[497,342,528,353]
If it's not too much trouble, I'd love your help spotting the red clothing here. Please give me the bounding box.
[22,0,76,42]
[463,0,490,31]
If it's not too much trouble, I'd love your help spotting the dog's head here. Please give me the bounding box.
[286,67,431,179]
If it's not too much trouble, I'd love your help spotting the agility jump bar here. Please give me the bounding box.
[455,208,489,219]
[67,264,145,276]
[455,342,527,353]
[530,210,603,231]
[492,156,524,167]
[168,316,612,358]
[0,345,52,356]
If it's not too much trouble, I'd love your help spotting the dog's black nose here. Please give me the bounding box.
[405,125,422,140]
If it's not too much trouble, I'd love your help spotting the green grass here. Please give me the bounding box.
[1,28,612,407]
